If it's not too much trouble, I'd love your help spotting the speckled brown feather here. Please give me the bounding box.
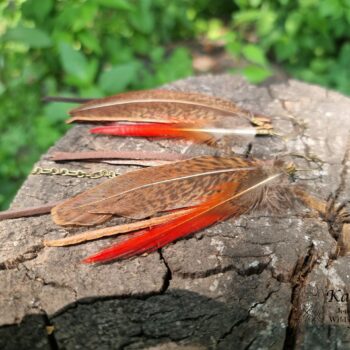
[67,89,269,125]
[51,156,260,226]
[52,158,296,263]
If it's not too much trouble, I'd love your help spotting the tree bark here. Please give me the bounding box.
[1,74,350,349]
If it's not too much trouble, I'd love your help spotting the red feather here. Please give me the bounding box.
[90,122,213,143]
[82,189,237,264]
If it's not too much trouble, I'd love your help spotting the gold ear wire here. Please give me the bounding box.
[284,112,308,130]
[290,153,325,174]
[294,168,317,172]
[278,110,308,141]
[278,152,324,169]
[277,153,325,181]
[256,129,282,137]
[285,162,297,175]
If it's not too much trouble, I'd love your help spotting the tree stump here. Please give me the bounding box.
[1,74,350,350]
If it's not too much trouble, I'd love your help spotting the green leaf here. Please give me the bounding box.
[0,126,27,157]
[165,47,193,78]
[5,26,52,48]
[71,3,98,32]
[256,10,276,35]
[43,102,76,123]
[79,86,105,98]
[130,0,154,34]
[274,37,298,62]
[95,0,135,11]
[226,41,242,56]
[150,47,165,63]
[241,65,272,83]
[225,31,242,56]
[153,47,192,84]
[319,0,343,17]
[34,118,61,150]
[285,12,302,36]
[78,32,101,54]
[0,82,5,96]
[234,10,261,24]
[98,62,141,93]
[242,44,267,66]
[58,42,89,83]
[22,0,53,22]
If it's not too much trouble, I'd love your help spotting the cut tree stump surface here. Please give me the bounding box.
[1,74,350,349]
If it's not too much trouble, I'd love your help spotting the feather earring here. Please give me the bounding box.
[49,155,307,263]
[49,90,275,145]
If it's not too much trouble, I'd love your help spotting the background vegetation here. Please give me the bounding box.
[1,0,350,209]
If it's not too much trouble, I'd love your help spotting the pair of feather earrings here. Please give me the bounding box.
[42,89,331,264]
[2,89,324,264]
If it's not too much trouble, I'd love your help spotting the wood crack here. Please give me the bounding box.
[43,313,60,350]
[174,258,271,280]
[283,243,319,349]
[334,131,350,201]
[158,249,172,293]
[217,288,280,346]
[0,244,44,270]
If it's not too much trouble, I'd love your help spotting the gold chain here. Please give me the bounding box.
[31,166,119,179]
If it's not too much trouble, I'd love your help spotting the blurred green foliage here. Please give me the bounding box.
[1,0,350,209]
[0,0,197,209]
[228,0,350,91]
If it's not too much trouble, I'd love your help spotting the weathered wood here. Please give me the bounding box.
[1,74,350,349]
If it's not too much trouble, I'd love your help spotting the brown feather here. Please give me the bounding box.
[67,89,270,127]
[51,156,258,226]
[49,158,298,264]
[51,156,293,227]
